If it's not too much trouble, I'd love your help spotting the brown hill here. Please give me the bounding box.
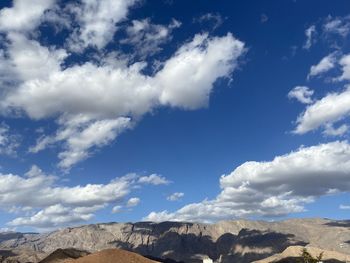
[39,248,89,263]
[64,248,160,263]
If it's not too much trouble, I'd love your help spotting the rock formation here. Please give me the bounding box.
[0,218,349,263]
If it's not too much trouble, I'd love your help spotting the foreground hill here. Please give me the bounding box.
[0,218,350,263]
[64,248,159,263]
[39,248,89,263]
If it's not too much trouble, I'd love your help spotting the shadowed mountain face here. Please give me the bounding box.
[107,228,304,263]
[324,220,350,228]
[0,218,350,263]
[0,248,46,263]
[0,233,24,243]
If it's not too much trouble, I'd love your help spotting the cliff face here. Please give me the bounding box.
[1,218,350,263]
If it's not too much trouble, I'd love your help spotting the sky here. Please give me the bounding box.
[0,0,350,232]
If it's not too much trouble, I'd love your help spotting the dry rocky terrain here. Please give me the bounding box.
[0,218,349,263]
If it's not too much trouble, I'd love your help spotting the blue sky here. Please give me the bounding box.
[0,0,350,232]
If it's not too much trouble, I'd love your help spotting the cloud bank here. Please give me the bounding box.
[145,141,350,222]
[0,167,168,229]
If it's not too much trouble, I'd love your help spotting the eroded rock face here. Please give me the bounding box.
[0,219,350,263]
[0,248,46,263]
[252,245,350,263]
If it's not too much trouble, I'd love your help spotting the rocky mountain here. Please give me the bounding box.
[252,245,350,263]
[0,218,350,263]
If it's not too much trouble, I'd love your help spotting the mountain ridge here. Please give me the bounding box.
[1,218,350,263]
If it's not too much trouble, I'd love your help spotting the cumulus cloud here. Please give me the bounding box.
[127,197,140,207]
[157,33,245,109]
[111,205,122,214]
[303,25,316,50]
[292,22,350,136]
[323,123,348,137]
[0,0,246,172]
[67,0,138,51]
[308,53,337,79]
[57,117,131,169]
[0,123,20,156]
[145,141,350,222]
[122,18,181,58]
[294,86,350,135]
[7,32,68,82]
[138,174,171,185]
[167,192,184,201]
[0,166,167,229]
[1,32,245,169]
[9,204,96,229]
[288,86,314,104]
[29,116,131,169]
[338,54,350,81]
[0,0,55,32]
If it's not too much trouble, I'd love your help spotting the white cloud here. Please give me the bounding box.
[288,86,314,104]
[2,61,154,120]
[0,0,245,171]
[338,54,350,81]
[323,123,348,137]
[303,25,316,50]
[57,117,131,169]
[127,197,140,207]
[111,205,122,214]
[167,192,184,201]
[302,16,350,51]
[294,86,350,135]
[0,0,55,32]
[145,141,350,222]
[30,117,131,169]
[0,123,20,156]
[67,0,138,51]
[2,33,245,169]
[7,32,68,82]
[308,53,337,79]
[122,18,181,58]
[0,167,167,229]
[157,33,245,109]
[9,204,95,230]
[0,227,16,232]
[323,16,350,38]
[138,174,171,185]
[340,204,350,210]
[0,47,17,89]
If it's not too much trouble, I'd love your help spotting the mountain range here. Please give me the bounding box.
[0,218,350,263]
